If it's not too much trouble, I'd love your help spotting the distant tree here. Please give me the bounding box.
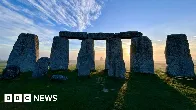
[100,57,104,61]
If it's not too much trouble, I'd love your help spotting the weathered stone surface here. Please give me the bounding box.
[88,33,114,40]
[77,39,95,76]
[50,75,68,81]
[33,57,49,77]
[105,39,109,70]
[59,31,88,39]
[50,36,69,70]
[59,31,143,40]
[116,31,143,39]
[7,33,39,72]
[130,36,154,74]
[106,38,126,78]
[2,65,20,79]
[165,34,195,77]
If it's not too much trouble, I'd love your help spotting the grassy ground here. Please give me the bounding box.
[0,61,196,73]
[0,64,195,110]
[0,61,6,73]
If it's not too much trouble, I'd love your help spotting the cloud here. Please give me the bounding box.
[0,5,56,59]
[0,44,12,48]
[157,40,161,42]
[0,0,106,60]
[1,0,105,31]
[0,5,57,48]
[0,0,106,43]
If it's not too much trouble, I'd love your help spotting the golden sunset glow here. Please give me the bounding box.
[38,40,196,63]
[92,40,196,62]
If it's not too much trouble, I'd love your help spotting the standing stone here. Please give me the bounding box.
[165,34,195,77]
[89,40,95,71]
[77,39,95,76]
[7,33,39,72]
[130,36,154,74]
[107,38,126,78]
[105,39,109,70]
[50,36,69,70]
[33,57,49,77]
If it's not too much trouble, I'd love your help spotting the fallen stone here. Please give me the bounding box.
[50,75,68,81]
[187,78,194,81]
[102,88,109,92]
[130,36,154,74]
[50,36,69,70]
[7,33,39,73]
[2,65,20,79]
[165,34,195,77]
[110,89,115,91]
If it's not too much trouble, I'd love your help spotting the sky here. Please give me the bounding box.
[0,0,196,62]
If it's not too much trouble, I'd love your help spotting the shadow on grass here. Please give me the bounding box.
[157,73,196,106]
[171,76,196,89]
[121,72,196,110]
[155,70,196,88]
[0,70,126,110]
[176,79,196,89]
[0,71,195,110]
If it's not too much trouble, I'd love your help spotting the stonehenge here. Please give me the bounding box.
[105,39,110,70]
[59,31,142,40]
[33,57,50,77]
[165,34,195,77]
[77,39,95,76]
[106,38,126,78]
[7,33,39,73]
[6,31,195,78]
[50,36,69,70]
[130,36,154,74]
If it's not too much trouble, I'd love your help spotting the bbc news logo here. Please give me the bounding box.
[4,94,57,102]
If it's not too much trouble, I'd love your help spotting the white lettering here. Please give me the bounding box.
[53,95,57,101]
[14,94,22,102]
[4,94,12,102]
[40,95,44,101]
[33,95,39,101]
[4,94,57,102]
[24,94,31,102]
[45,95,52,101]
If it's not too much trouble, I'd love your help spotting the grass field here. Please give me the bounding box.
[0,62,196,110]
[0,61,196,110]
[0,61,196,73]
[0,61,6,73]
